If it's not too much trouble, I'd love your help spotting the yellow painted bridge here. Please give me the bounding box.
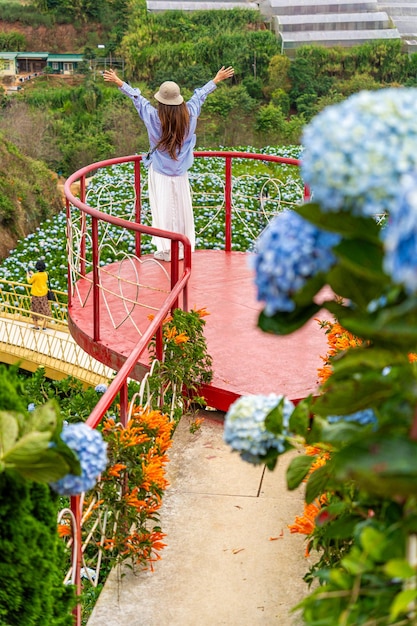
[0,280,113,386]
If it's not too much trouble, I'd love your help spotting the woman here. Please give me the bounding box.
[103,66,234,261]
[27,260,50,330]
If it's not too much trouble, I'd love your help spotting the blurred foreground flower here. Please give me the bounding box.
[50,423,108,496]
[383,171,417,294]
[224,394,295,464]
[327,408,378,426]
[301,88,417,217]
[253,210,340,314]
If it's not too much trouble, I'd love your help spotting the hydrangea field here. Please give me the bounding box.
[0,146,302,295]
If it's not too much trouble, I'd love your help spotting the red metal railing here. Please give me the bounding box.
[64,150,303,625]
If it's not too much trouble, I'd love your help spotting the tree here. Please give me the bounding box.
[0,102,62,168]
[0,31,26,51]
[255,104,286,140]
[271,88,290,117]
[265,54,291,99]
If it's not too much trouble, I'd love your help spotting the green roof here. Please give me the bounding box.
[47,54,84,62]
[0,53,18,60]
[16,52,48,59]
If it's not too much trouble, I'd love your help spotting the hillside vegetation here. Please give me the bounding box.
[0,133,63,258]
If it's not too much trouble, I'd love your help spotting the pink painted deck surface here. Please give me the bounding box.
[69,250,330,411]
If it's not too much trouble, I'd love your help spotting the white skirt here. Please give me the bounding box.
[148,165,195,254]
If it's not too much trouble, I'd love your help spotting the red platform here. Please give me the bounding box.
[69,250,330,412]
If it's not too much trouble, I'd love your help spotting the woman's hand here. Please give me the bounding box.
[213,66,234,85]
[103,69,124,88]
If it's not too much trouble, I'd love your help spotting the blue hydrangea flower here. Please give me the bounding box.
[253,210,340,314]
[95,384,108,394]
[327,408,378,426]
[50,422,108,496]
[302,88,417,217]
[383,172,417,294]
[223,394,295,464]
[27,403,35,412]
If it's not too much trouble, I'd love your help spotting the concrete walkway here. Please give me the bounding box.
[87,412,312,626]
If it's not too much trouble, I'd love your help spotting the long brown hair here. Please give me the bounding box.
[157,102,190,160]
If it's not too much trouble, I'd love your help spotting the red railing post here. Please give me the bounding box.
[79,175,87,277]
[155,325,163,362]
[91,216,100,342]
[171,241,179,311]
[119,381,129,427]
[225,156,232,252]
[134,158,142,258]
[66,198,72,307]
[70,494,82,626]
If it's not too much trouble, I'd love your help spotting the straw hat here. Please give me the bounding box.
[154,81,184,105]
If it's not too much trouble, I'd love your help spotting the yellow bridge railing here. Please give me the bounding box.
[0,279,113,387]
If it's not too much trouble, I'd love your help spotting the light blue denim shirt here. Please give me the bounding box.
[119,80,217,176]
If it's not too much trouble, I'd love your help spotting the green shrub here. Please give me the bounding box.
[271,88,290,117]
[0,475,74,626]
[0,3,54,27]
[0,30,26,51]
[255,103,286,138]
[0,191,16,228]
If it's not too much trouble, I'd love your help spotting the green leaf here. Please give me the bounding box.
[389,589,417,621]
[264,398,285,434]
[312,377,390,416]
[333,436,417,498]
[328,568,353,590]
[30,401,58,433]
[325,501,349,517]
[339,296,417,347]
[296,202,380,242]
[384,559,416,580]
[321,516,357,540]
[327,264,383,309]
[0,411,19,458]
[292,271,326,308]
[342,546,374,575]
[306,416,326,445]
[312,420,366,447]
[14,449,71,483]
[333,238,386,281]
[286,454,316,490]
[327,346,410,382]
[258,302,321,335]
[289,400,311,437]
[360,526,387,561]
[263,452,279,471]
[4,431,51,466]
[305,464,331,503]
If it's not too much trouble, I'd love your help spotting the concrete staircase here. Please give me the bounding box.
[261,0,402,55]
[146,0,258,11]
[378,0,417,51]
